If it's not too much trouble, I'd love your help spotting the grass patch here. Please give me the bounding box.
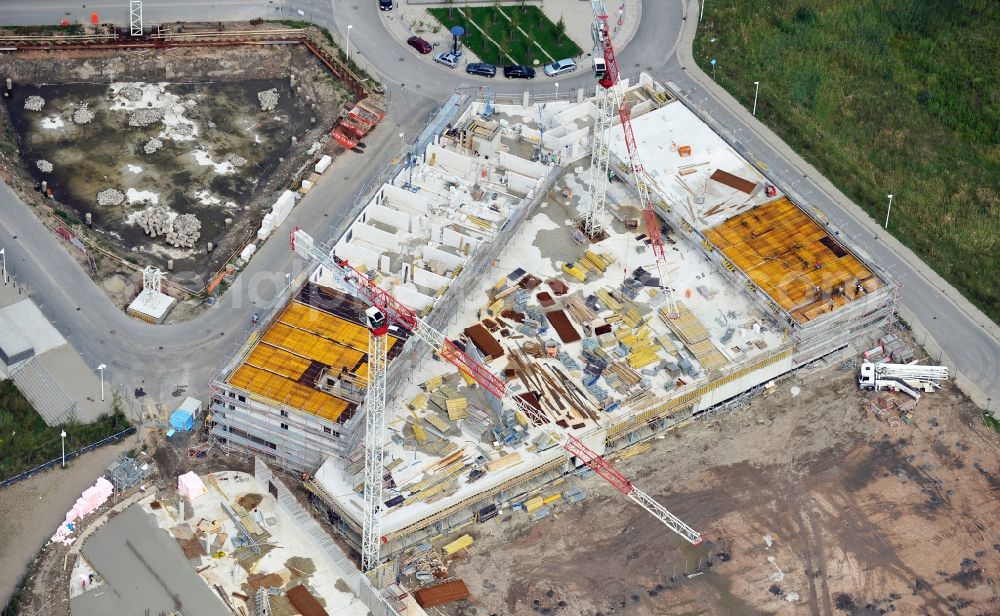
[428,6,581,66]
[695,0,1000,324]
[0,381,131,480]
[984,410,1000,435]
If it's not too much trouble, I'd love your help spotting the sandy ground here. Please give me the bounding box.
[443,362,1000,615]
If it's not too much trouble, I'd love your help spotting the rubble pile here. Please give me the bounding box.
[167,213,202,248]
[128,108,164,127]
[257,88,279,112]
[36,160,53,173]
[120,86,143,101]
[135,205,172,237]
[226,154,247,167]
[143,138,163,154]
[97,188,125,206]
[136,206,201,248]
[24,96,45,111]
[73,103,96,125]
[173,122,195,138]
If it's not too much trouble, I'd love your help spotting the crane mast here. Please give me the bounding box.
[361,306,389,572]
[586,0,680,318]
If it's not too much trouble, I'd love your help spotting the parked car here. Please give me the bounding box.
[503,64,536,79]
[466,62,497,78]
[379,0,393,10]
[543,58,577,77]
[434,51,461,68]
[407,36,432,54]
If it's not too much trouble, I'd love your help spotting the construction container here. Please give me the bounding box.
[314,155,333,174]
[442,534,473,556]
[476,504,498,523]
[414,580,470,608]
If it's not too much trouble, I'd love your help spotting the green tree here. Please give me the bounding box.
[492,0,501,25]
[446,0,455,19]
[555,16,567,45]
[538,0,545,27]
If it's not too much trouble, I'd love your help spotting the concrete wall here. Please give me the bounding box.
[334,241,380,270]
[441,227,480,253]
[394,285,434,311]
[351,222,402,252]
[423,245,466,270]
[428,143,477,176]
[412,267,451,292]
[498,151,548,179]
[366,203,411,233]
[383,184,432,214]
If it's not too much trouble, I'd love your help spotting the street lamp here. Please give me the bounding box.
[710,58,717,81]
[752,81,760,116]
[96,363,107,402]
[884,193,893,229]
[61,430,67,468]
[399,132,405,158]
[0,246,6,284]
[555,82,559,98]
[347,24,353,65]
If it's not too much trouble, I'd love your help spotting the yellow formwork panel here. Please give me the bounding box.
[442,534,473,555]
[524,496,544,513]
[244,344,311,381]
[227,364,348,421]
[263,323,366,374]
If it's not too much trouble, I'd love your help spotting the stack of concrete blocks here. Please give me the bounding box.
[256,189,300,242]
[240,243,257,261]
[65,476,115,524]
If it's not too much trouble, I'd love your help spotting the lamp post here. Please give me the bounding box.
[61,430,67,468]
[96,363,107,401]
[710,58,717,81]
[700,0,705,21]
[752,80,760,116]
[1,247,6,284]
[884,194,893,229]
[399,132,405,160]
[555,82,559,98]
[347,24,353,65]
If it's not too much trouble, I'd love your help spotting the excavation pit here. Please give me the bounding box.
[1,41,353,287]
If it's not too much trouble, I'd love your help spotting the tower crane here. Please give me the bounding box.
[291,228,703,551]
[361,305,389,572]
[583,0,680,318]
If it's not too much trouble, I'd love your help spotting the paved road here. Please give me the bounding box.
[1,0,997,411]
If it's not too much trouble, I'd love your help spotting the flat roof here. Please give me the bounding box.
[126,288,176,319]
[226,284,405,422]
[0,299,66,357]
[705,197,884,323]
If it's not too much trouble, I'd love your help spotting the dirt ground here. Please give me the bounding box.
[0,41,351,294]
[444,363,1000,616]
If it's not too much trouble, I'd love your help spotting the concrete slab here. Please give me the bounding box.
[0,299,66,358]
[72,504,230,616]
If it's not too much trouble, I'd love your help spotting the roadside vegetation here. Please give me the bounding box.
[0,381,131,480]
[694,0,1000,324]
[428,5,580,66]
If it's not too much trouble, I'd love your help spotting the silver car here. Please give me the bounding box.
[434,52,461,69]
[544,58,577,77]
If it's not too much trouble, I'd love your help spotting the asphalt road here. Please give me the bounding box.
[1,0,997,408]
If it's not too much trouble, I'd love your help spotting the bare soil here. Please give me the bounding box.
[444,366,1000,615]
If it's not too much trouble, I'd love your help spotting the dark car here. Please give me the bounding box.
[407,36,432,55]
[466,62,496,78]
[503,64,536,79]
[379,0,393,10]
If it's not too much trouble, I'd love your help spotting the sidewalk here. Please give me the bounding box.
[672,0,1000,408]
[380,0,640,74]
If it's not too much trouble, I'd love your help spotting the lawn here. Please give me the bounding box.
[0,380,132,480]
[695,0,1000,324]
[428,5,582,67]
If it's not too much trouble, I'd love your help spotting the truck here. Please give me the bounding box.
[857,361,948,400]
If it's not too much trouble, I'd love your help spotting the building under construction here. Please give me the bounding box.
[209,74,896,560]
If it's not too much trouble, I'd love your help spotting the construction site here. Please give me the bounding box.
[197,41,955,612]
[4,6,998,616]
[0,22,369,298]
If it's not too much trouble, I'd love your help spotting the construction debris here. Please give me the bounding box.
[143,137,163,154]
[258,88,279,112]
[127,108,164,127]
[24,95,46,111]
[72,102,96,124]
[135,206,202,247]
[35,159,53,173]
[97,188,125,206]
